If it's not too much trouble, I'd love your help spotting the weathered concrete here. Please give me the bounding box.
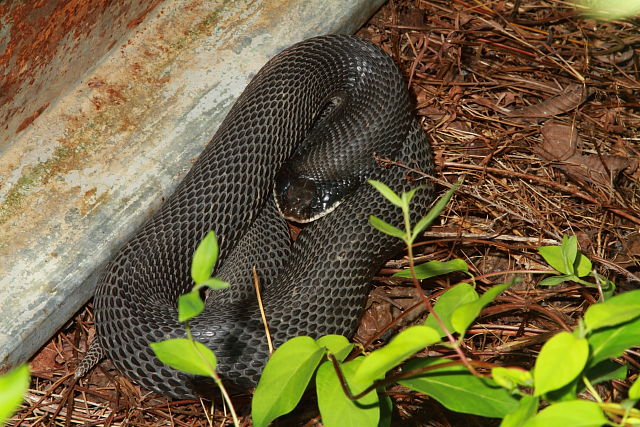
[0,0,163,150]
[0,0,385,370]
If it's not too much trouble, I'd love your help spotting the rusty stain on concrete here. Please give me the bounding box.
[0,0,162,143]
[0,0,385,370]
[15,103,50,133]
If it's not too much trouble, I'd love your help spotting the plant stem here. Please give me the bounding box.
[583,375,603,404]
[185,324,240,427]
[402,204,480,376]
[211,371,240,427]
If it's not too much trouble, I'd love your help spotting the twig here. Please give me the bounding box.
[253,266,273,354]
[443,162,640,225]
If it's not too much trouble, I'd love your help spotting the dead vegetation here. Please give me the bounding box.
[11,0,639,425]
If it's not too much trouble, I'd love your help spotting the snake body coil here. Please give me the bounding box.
[93,35,434,399]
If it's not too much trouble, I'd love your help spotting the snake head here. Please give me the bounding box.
[273,168,354,223]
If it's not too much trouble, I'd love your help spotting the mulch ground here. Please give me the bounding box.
[10,0,640,425]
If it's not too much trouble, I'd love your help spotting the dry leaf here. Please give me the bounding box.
[30,345,62,372]
[595,47,634,65]
[354,286,424,344]
[536,121,637,187]
[539,120,579,160]
[417,106,447,121]
[507,84,593,123]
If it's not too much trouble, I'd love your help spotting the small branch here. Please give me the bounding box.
[330,353,495,401]
[329,353,356,399]
[421,231,560,246]
[458,269,556,283]
[582,375,603,404]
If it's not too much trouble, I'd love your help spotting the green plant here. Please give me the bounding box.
[0,364,30,427]
[499,284,640,427]
[538,234,615,295]
[149,231,239,426]
[251,180,519,426]
[249,182,640,427]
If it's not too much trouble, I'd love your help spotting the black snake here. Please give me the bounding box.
[81,35,435,399]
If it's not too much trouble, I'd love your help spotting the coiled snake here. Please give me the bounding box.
[79,35,435,399]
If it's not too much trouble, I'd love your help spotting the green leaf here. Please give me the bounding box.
[561,235,578,274]
[424,283,478,337]
[317,335,353,363]
[451,283,511,335]
[369,215,405,239]
[538,236,591,278]
[544,377,579,403]
[582,0,640,20]
[522,400,608,427]
[393,259,468,279]
[492,367,533,390]
[399,358,520,418]
[355,326,440,382]
[199,277,230,290]
[588,315,640,365]
[475,282,511,306]
[585,360,627,386]
[412,214,435,242]
[0,364,30,426]
[619,398,639,414]
[368,180,403,208]
[533,332,589,396]
[191,231,219,284]
[538,245,569,274]
[629,376,640,399]
[585,303,640,332]
[402,187,419,208]
[558,235,592,277]
[177,290,204,323]
[316,358,379,427]
[574,252,592,277]
[410,180,461,241]
[584,289,640,331]
[150,338,216,376]
[450,306,481,336]
[500,395,539,427]
[252,337,325,427]
[538,274,574,287]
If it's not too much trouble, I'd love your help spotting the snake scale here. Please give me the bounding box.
[84,35,435,399]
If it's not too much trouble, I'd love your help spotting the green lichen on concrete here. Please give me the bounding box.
[168,7,222,52]
[0,144,78,226]
[3,167,46,224]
